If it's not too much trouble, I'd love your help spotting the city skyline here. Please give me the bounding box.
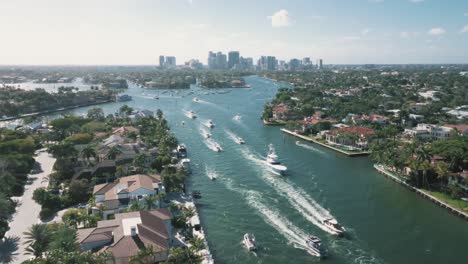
[0,0,467,65]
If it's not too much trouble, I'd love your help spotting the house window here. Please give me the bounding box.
[137,195,143,200]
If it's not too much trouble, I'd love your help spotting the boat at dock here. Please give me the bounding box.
[243,233,257,251]
[306,236,327,258]
[322,218,346,236]
[265,144,287,175]
[177,144,187,158]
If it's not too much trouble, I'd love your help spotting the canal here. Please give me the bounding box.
[12,76,468,264]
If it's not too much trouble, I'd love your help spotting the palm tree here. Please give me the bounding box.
[81,145,97,165]
[49,225,79,252]
[183,206,196,222]
[23,224,51,259]
[130,246,155,264]
[189,236,205,252]
[435,162,450,187]
[107,146,122,160]
[133,154,147,172]
[143,195,158,210]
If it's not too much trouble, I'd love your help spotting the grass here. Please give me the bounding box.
[423,190,468,213]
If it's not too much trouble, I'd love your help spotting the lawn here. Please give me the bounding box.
[423,190,468,213]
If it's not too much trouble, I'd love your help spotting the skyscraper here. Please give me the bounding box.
[159,56,165,68]
[289,58,301,71]
[216,52,227,70]
[266,56,277,71]
[317,59,323,70]
[228,51,240,69]
[165,56,176,67]
[302,57,311,65]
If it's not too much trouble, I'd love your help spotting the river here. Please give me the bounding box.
[9,75,468,264]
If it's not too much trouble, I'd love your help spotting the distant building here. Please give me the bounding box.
[207,51,227,70]
[165,56,176,67]
[239,57,254,71]
[228,51,240,69]
[303,57,311,65]
[289,58,301,71]
[325,126,375,149]
[404,123,454,141]
[317,59,323,70]
[159,56,165,68]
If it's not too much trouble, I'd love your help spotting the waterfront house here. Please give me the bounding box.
[91,174,165,219]
[77,209,173,264]
[272,103,292,121]
[128,109,154,123]
[325,126,375,149]
[112,126,140,137]
[444,124,468,136]
[404,124,454,141]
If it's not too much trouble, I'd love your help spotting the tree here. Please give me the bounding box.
[130,246,155,264]
[107,146,122,160]
[119,105,133,117]
[87,107,105,121]
[62,209,82,228]
[23,224,52,259]
[165,247,202,264]
[49,225,79,252]
[188,236,205,252]
[133,154,147,171]
[67,179,90,204]
[81,145,97,165]
[142,195,158,210]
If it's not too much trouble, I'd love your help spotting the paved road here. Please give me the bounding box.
[5,150,55,264]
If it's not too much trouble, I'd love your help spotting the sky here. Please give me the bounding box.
[0,0,467,65]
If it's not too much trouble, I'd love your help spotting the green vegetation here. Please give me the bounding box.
[0,129,38,239]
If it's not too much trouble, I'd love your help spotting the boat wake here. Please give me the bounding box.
[196,99,228,112]
[221,178,309,250]
[205,165,218,180]
[295,141,327,156]
[205,138,222,152]
[199,126,211,139]
[239,147,336,234]
[225,129,244,144]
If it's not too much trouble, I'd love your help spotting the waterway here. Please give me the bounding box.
[8,76,468,264]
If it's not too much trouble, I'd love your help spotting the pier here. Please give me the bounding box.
[281,128,370,157]
[374,164,468,221]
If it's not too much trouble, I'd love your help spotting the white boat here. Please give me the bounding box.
[181,121,185,125]
[306,236,327,258]
[322,218,346,236]
[234,114,242,121]
[265,145,287,175]
[243,233,257,251]
[185,111,197,119]
[209,174,216,181]
[201,129,211,139]
[193,97,200,102]
[177,144,187,158]
[236,136,245,144]
[154,95,159,99]
[214,143,222,152]
[204,119,215,128]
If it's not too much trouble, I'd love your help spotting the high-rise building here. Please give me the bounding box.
[216,52,227,70]
[159,56,165,68]
[165,56,176,67]
[317,58,323,70]
[302,57,311,65]
[228,51,240,69]
[266,56,277,71]
[208,51,216,69]
[239,57,254,71]
[289,58,301,71]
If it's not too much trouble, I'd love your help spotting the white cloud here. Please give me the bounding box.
[409,0,425,3]
[428,27,446,35]
[361,28,373,36]
[461,25,468,34]
[268,9,292,27]
[400,31,420,38]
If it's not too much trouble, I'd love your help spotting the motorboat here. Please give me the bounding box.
[234,114,242,121]
[236,136,245,144]
[154,95,159,99]
[177,144,187,158]
[322,218,346,236]
[204,119,215,128]
[243,233,257,251]
[201,129,211,139]
[210,174,216,181]
[265,145,287,175]
[180,158,191,169]
[186,111,197,119]
[306,236,327,258]
[193,97,200,102]
[181,121,185,126]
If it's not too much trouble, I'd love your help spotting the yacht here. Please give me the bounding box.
[236,136,245,144]
[243,233,257,251]
[204,119,215,128]
[265,145,287,175]
[306,236,327,258]
[193,97,200,102]
[177,144,187,158]
[185,111,197,119]
[322,218,346,236]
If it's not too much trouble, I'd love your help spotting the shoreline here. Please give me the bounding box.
[281,128,370,157]
[0,99,114,122]
[374,164,468,221]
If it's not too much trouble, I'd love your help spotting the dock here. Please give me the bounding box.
[374,164,468,221]
[281,128,370,157]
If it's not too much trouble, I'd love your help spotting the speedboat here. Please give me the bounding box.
[236,136,245,144]
[265,145,287,175]
[204,119,215,128]
[243,233,257,251]
[306,236,327,258]
[181,121,185,126]
[234,114,242,121]
[210,174,216,181]
[186,111,197,119]
[322,218,346,236]
[214,142,222,152]
[201,130,211,139]
[154,95,159,99]
[193,97,200,102]
[177,144,187,158]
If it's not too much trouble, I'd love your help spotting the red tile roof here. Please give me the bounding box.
[273,103,289,114]
[444,124,468,133]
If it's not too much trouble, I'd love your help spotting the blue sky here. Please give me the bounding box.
[0,0,467,64]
